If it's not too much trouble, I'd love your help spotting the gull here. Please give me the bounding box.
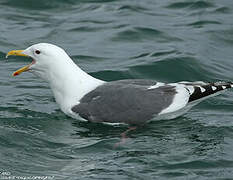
[6,43,233,125]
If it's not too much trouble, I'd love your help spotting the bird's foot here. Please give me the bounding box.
[114,126,137,148]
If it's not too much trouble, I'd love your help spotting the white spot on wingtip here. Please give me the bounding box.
[198,86,206,93]
[211,86,217,91]
[222,86,227,89]
[231,84,233,88]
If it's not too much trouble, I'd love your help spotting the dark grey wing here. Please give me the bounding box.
[71,80,177,124]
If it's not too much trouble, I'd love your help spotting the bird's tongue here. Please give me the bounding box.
[13,60,35,76]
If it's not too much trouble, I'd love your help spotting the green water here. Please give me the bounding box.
[1,0,233,179]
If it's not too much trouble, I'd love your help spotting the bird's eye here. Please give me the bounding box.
[35,50,40,54]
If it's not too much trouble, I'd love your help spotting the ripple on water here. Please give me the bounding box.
[188,20,221,28]
[1,0,77,10]
[166,1,214,10]
[214,6,231,14]
[127,56,212,81]
[117,4,150,14]
[111,27,182,43]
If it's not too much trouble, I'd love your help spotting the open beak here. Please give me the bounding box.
[6,50,34,76]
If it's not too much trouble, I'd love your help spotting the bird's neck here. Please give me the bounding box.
[47,61,104,113]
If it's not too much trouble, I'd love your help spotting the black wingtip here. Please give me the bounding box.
[188,82,233,102]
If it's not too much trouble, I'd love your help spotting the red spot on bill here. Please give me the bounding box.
[13,72,19,76]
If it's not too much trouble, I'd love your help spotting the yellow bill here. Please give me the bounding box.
[6,50,31,76]
[6,50,28,58]
[12,64,31,76]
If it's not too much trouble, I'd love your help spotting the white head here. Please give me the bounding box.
[7,43,104,112]
[7,43,75,82]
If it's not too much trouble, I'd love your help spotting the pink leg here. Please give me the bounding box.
[114,126,137,148]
